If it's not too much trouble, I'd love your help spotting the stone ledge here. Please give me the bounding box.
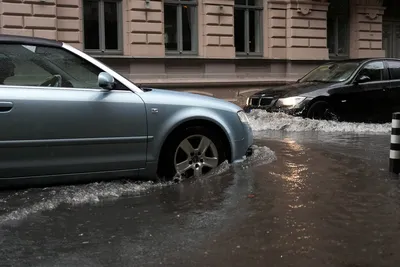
[132,77,297,88]
[93,54,331,64]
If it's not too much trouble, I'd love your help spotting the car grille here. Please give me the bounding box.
[250,97,273,107]
[251,98,260,106]
[260,97,273,106]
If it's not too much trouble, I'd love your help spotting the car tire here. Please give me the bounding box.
[306,101,339,121]
[157,125,226,181]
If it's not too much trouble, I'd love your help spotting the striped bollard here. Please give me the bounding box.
[390,112,400,174]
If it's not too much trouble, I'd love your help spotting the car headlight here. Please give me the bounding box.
[246,97,250,105]
[237,110,249,124]
[276,96,306,108]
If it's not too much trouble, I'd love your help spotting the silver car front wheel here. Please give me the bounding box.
[157,125,226,181]
[174,135,219,178]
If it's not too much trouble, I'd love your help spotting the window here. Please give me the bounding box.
[0,44,127,90]
[327,0,349,58]
[234,0,263,56]
[357,61,385,82]
[83,0,122,54]
[164,0,198,54]
[388,61,400,80]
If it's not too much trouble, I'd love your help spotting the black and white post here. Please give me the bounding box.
[390,112,400,174]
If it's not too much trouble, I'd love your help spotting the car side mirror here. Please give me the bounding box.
[98,72,115,90]
[355,75,371,84]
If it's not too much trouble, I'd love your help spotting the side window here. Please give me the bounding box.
[3,56,51,86]
[0,44,127,90]
[36,46,102,88]
[357,61,385,82]
[387,61,400,80]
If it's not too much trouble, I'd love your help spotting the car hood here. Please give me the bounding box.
[253,81,339,98]
[138,88,242,112]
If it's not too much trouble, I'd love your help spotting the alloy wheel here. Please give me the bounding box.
[174,135,219,179]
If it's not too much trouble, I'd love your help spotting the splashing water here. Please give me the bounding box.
[173,144,276,182]
[0,145,276,225]
[0,181,169,225]
[248,110,391,133]
[234,145,277,169]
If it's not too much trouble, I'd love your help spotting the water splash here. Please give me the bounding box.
[248,110,391,133]
[0,145,276,225]
[234,145,277,169]
[0,181,169,225]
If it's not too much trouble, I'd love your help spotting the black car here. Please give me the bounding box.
[244,58,400,123]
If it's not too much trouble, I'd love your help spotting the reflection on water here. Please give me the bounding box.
[280,138,308,189]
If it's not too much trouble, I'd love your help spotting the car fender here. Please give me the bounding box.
[305,95,332,107]
[146,106,244,163]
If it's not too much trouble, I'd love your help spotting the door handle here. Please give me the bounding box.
[0,101,13,112]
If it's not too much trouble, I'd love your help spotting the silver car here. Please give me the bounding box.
[0,35,253,187]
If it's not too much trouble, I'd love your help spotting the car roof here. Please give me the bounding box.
[327,57,400,64]
[0,34,62,47]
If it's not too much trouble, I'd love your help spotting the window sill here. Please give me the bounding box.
[90,54,330,64]
[236,53,263,57]
[329,54,350,60]
[85,50,123,57]
[165,52,198,57]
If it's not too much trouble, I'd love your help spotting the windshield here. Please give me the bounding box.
[299,62,361,83]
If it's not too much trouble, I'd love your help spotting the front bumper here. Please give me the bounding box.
[244,97,310,117]
[244,104,305,116]
[231,122,253,162]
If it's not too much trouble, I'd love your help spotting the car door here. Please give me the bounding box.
[347,60,390,122]
[385,60,400,113]
[0,43,147,179]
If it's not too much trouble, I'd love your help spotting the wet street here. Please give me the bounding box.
[1,112,400,267]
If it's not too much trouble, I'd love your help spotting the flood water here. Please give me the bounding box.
[1,112,399,267]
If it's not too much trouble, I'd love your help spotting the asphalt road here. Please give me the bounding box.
[1,129,399,267]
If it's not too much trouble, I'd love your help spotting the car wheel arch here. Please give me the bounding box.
[305,96,340,120]
[157,118,233,168]
[305,96,332,110]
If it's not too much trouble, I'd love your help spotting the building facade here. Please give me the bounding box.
[0,0,395,104]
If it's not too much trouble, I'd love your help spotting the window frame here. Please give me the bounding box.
[164,0,198,56]
[351,60,389,84]
[234,0,263,57]
[327,0,350,59]
[0,43,130,91]
[82,0,123,55]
